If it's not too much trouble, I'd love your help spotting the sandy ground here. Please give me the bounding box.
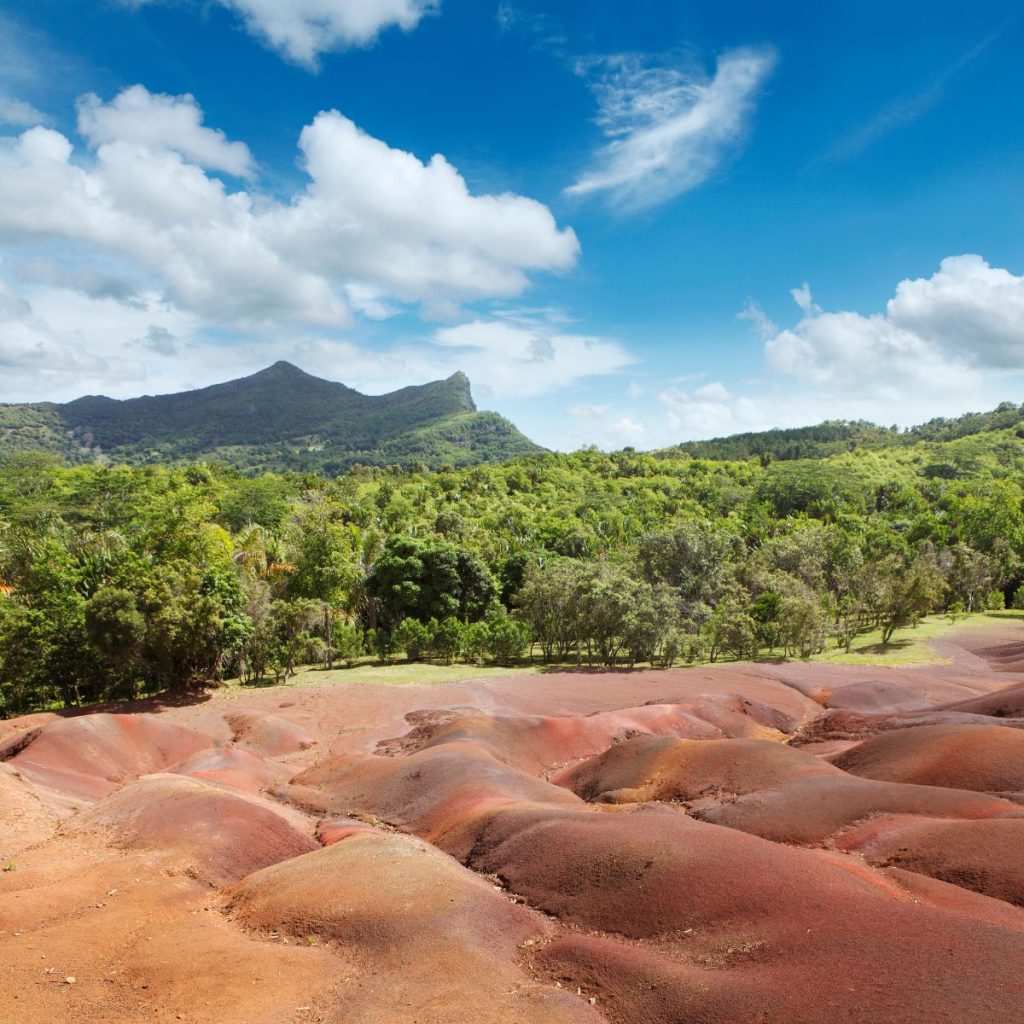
[3,622,1024,1023]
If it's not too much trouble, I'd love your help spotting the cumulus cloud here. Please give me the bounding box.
[0,87,578,332]
[566,47,776,210]
[575,255,1024,450]
[135,325,182,357]
[765,255,1024,396]
[127,0,438,67]
[77,86,255,177]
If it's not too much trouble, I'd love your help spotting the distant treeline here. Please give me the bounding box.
[3,413,1024,716]
[669,402,1024,462]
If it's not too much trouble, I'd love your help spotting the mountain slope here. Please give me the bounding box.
[0,363,542,472]
[660,402,1024,463]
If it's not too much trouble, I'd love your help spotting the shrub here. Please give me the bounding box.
[487,616,532,665]
[432,617,464,665]
[394,619,432,661]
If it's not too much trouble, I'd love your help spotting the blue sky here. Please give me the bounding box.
[1,0,1022,449]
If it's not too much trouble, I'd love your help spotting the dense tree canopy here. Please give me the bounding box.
[3,413,1024,715]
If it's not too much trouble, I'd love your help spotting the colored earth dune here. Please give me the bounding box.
[3,624,1024,1023]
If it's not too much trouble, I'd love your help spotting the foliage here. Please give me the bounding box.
[4,402,1024,713]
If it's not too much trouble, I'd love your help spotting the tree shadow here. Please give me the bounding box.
[38,684,216,720]
[852,640,913,655]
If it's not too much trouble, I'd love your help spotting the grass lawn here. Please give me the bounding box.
[221,658,544,693]
[218,610,1024,696]
[805,609,1024,667]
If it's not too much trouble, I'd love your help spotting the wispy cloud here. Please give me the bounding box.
[123,0,439,69]
[821,30,1002,162]
[565,47,777,212]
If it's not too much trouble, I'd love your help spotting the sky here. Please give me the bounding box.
[0,0,1022,451]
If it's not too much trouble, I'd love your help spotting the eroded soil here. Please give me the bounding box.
[4,624,1024,1023]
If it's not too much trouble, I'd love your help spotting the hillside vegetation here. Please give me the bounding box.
[0,362,541,472]
[4,400,1024,715]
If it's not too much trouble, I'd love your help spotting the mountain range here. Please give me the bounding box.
[0,362,542,473]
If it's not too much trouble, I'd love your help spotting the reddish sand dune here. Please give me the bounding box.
[5,622,1024,1023]
[836,815,1024,906]
[0,763,59,856]
[6,713,215,802]
[941,682,1024,717]
[70,773,318,885]
[224,710,316,757]
[227,829,603,1024]
[832,723,1024,792]
[287,742,583,843]
[171,745,285,794]
[692,772,1023,845]
[555,734,838,803]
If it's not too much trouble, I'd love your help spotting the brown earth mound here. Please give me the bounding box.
[226,829,602,1024]
[941,682,1024,717]
[286,742,583,843]
[556,734,839,803]
[6,624,1024,1024]
[69,773,318,885]
[224,710,316,756]
[692,771,1023,845]
[379,694,795,774]
[5,713,215,802]
[836,815,1024,906]
[172,745,284,794]
[0,763,59,856]
[832,722,1024,792]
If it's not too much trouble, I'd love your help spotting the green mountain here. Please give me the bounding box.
[0,362,542,473]
[661,401,1024,463]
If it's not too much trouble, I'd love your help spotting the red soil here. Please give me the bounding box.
[5,622,1024,1023]
[831,722,1024,792]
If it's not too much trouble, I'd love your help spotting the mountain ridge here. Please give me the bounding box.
[0,363,540,473]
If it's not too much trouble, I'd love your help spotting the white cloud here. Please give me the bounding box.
[127,0,438,68]
[789,281,820,315]
[77,86,254,177]
[566,47,776,210]
[0,88,578,333]
[134,325,182,357]
[430,317,632,397]
[0,95,47,127]
[737,298,777,340]
[886,255,1024,368]
[765,255,1024,397]
[571,255,1024,450]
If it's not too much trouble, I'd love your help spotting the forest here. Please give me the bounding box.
[3,412,1024,716]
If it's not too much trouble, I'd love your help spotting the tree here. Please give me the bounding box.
[367,536,495,627]
[486,615,532,665]
[878,555,945,644]
[288,501,359,669]
[777,593,826,658]
[85,588,146,699]
[704,599,758,663]
[432,617,464,665]
[394,618,432,661]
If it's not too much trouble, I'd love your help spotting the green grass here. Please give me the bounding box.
[222,658,542,695]
[806,610,1024,667]
[215,610,1024,698]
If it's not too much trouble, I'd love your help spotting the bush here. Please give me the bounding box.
[432,617,464,664]
[487,616,532,665]
[333,623,364,665]
[461,621,490,664]
[986,590,1006,611]
[394,619,432,661]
